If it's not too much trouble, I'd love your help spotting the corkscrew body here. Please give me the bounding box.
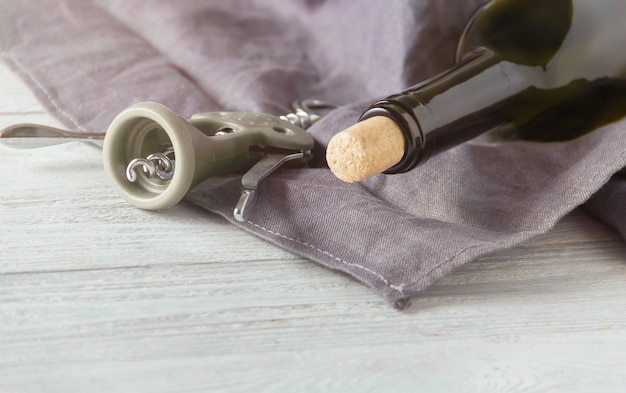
[103,100,333,221]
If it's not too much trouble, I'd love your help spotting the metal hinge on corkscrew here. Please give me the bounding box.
[0,99,335,222]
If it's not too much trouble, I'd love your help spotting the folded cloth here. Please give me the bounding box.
[1,0,625,309]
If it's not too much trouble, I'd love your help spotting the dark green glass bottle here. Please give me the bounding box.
[361,0,626,173]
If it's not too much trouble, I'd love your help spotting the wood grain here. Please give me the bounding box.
[1,62,625,393]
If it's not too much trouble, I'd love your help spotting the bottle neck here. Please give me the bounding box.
[361,50,514,173]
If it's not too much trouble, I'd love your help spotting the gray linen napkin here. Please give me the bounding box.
[1,0,625,309]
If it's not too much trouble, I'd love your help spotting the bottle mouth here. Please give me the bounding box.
[360,102,425,174]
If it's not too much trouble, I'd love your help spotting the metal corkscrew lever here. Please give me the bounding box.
[103,99,334,222]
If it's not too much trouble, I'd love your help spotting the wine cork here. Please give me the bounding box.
[326,116,405,182]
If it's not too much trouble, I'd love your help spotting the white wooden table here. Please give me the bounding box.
[1,63,625,393]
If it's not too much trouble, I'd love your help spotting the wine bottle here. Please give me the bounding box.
[326,0,626,183]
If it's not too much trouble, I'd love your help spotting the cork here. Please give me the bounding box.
[326,116,405,183]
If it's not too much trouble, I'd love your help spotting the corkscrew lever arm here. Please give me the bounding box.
[234,151,308,222]
[0,123,104,148]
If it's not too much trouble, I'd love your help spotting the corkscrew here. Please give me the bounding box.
[0,99,335,222]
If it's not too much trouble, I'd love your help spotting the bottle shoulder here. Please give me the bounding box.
[457,0,626,80]
[457,0,572,67]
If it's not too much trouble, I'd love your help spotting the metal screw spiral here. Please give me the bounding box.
[126,147,175,182]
